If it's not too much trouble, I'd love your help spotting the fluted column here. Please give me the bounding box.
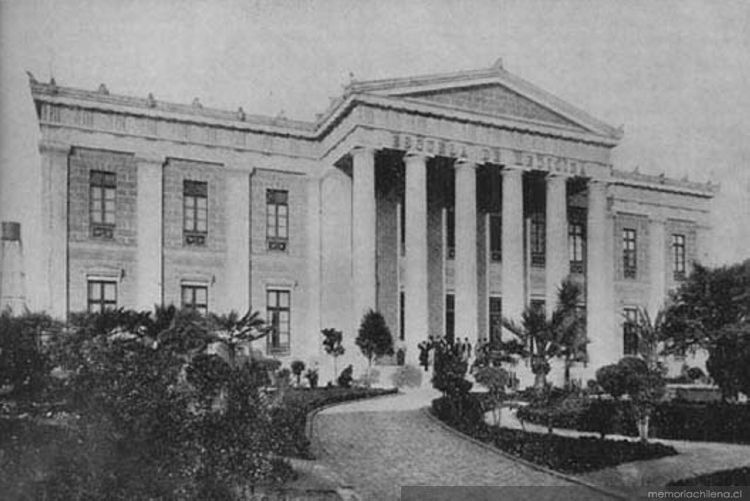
[648,217,666,316]
[501,167,525,325]
[135,154,164,310]
[586,180,615,369]
[351,147,377,321]
[454,159,479,343]
[404,152,429,346]
[545,174,569,314]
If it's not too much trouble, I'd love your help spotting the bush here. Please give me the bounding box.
[291,360,305,386]
[0,312,58,401]
[337,365,353,388]
[391,364,423,389]
[304,368,319,389]
[431,395,484,433]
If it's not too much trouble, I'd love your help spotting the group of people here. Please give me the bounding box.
[417,336,473,372]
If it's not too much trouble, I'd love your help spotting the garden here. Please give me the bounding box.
[0,306,401,499]
[430,260,750,480]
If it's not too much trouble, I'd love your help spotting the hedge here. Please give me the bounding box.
[431,397,676,473]
[517,397,750,443]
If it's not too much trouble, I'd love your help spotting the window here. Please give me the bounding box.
[623,307,639,356]
[445,294,455,343]
[266,189,289,251]
[623,228,637,279]
[267,289,291,354]
[399,292,405,341]
[529,213,545,267]
[90,170,116,239]
[489,214,502,262]
[568,222,585,273]
[399,201,406,256]
[672,234,686,280]
[87,280,117,313]
[489,297,502,345]
[183,180,208,246]
[181,284,208,315]
[446,208,455,259]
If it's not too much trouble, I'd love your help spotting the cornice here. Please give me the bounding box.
[610,169,716,198]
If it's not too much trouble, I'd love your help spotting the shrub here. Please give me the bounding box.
[391,364,423,389]
[304,368,319,389]
[337,365,353,388]
[0,312,58,401]
[290,360,305,386]
[431,395,484,433]
[356,310,394,386]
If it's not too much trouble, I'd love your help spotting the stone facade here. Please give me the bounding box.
[9,63,716,383]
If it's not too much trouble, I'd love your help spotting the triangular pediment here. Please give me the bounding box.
[344,65,622,140]
[396,83,583,130]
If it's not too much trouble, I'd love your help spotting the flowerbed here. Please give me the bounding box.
[669,467,750,486]
[432,396,677,474]
[274,386,398,458]
[517,397,750,443]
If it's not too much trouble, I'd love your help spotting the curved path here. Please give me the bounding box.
[311,388,620,500]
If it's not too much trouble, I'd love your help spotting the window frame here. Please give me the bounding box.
[267,289,291,355]
[529,212,546,267]
[89,170,116,239]
[445,207,455,260]
[672,233,686,280]
[183,180,208,246]
[181,284,208,315]
[489,296,503,345]
[266,189,289,252]
[622,228,637,279]
[623,307,639,356]
[568,221,585,273]
[489,213,502,262]
[87,279,117,313]
[445,293,455,343]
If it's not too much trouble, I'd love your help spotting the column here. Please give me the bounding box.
[351,147,377,322]
[586,180,615,370]
[648,217,666,316]
[135,154,164,310]
[454,159,479,343]
[404,152,429,346]
[39,140,69,319]
[224,168,250,314]
[501,167,525,324]
[545,174,569,313]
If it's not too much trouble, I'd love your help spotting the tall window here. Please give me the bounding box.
[445,294,455,343]
[90,170,116,239]
[88,280,117,312]
[181,284,208,315]
[529,213,545,267]
[623,228,637,279]
[489,297,503,345]
[267,289,291,354]
[623,307,639,356]
[446,208,455,259]
[183,180,208,246]
[399,292,405,341]
[569,222,585,273]
[489,214,502,262]
[672,234,686,280]
[266,189,289,251]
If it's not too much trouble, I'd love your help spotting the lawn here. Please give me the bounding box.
[668,467,750,487]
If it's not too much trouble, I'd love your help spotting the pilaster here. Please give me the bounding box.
[648,217,667,316]
[224,168,250,314]
[135,153,164,310]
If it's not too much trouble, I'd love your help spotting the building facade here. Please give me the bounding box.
[10,62,716,381]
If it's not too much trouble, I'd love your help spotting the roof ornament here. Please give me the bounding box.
[26,71,37,84]
[97,83,109,95]
[147,93,156,108]
[49,76,57,87]
[348,71,356,83]
[276,110,286,121]
[237,107,246,121]
[659,172,666,184]
[633,166,640,174]
[493,57,504,70]
[192,97,202,108]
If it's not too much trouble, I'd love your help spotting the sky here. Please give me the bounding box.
[1,0,748,264]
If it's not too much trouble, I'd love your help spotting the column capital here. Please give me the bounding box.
[38,140,70,157]
[403,150,431,163]
[501,166,524,178]
[350,145,376,159]
[454,158,478,170]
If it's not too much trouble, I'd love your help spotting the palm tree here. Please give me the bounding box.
[624,307,666,372]
[207,310,274,367]
[501,279,586,389]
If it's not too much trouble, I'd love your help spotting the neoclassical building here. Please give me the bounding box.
[8,61,715,381]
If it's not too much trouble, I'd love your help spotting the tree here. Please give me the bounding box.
[623,307,667,373]
[661,260,750,400]
[474,366,509,425]
[355,310,394,385]
[290,360,306,386]
[501,279,586,389]
[208,310,273,366]
[596,357,665,443]
[321,328,345,381]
